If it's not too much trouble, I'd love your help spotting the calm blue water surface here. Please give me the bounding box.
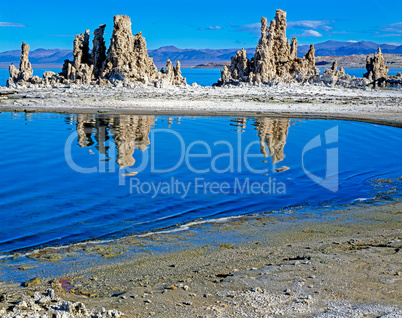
[1,67,402,87]
[0,113,401,254]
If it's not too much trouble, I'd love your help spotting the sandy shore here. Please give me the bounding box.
[1,83,402,127]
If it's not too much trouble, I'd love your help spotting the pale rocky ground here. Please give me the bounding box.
[1,83,402,127]
[0,289,122,317]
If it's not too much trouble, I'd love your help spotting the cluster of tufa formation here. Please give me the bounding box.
[217,9,319,85]
[318,49,402,88]
[7,43,40,87]
[7,15,186,88]
[360,48,402,86]
[217,9,400,89]
[364,48,389,81]
[317,60,368,87]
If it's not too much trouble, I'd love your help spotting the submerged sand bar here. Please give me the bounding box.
[1,84,402,127]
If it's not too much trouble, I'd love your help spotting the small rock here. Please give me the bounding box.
[183,301,192,306]
[183,285,189,291]
[251,287,263,293]
[18,265,37,271]
[23,277,41,287]
[284,289,293,296]
[46,289,56,300]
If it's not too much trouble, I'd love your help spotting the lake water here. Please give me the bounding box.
[1,113,401,255]
[1,67,402,87]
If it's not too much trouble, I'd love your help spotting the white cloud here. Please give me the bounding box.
[379,22,402,36]
[382,22,402,30]
[198,25,222,31]
[300,30,323,38]
[332,31,354,34]
[287,20,333,31]
[347,40,358,43]
[233,19,334,36]
[0,22,26,27]
[384,42,402,45]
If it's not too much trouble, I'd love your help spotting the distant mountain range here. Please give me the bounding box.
[298,40,402,57]
[149,46,257,67]
[1,41,401,69]
[0,48,72,68]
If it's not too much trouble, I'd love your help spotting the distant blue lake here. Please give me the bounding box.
[0,113,401,254]
[1,67,402,87]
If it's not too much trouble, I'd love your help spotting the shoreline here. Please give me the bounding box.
[2,106,402,128]
[1,83,402,128]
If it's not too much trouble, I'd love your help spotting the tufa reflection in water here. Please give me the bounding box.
[65,114,289,171]
[66,114,155,169]
[254,118,289,164]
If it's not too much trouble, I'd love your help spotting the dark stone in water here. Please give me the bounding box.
[111,292,126,297]
[23,277,41,287]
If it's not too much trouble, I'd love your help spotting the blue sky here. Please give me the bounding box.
[1,0,402,51]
